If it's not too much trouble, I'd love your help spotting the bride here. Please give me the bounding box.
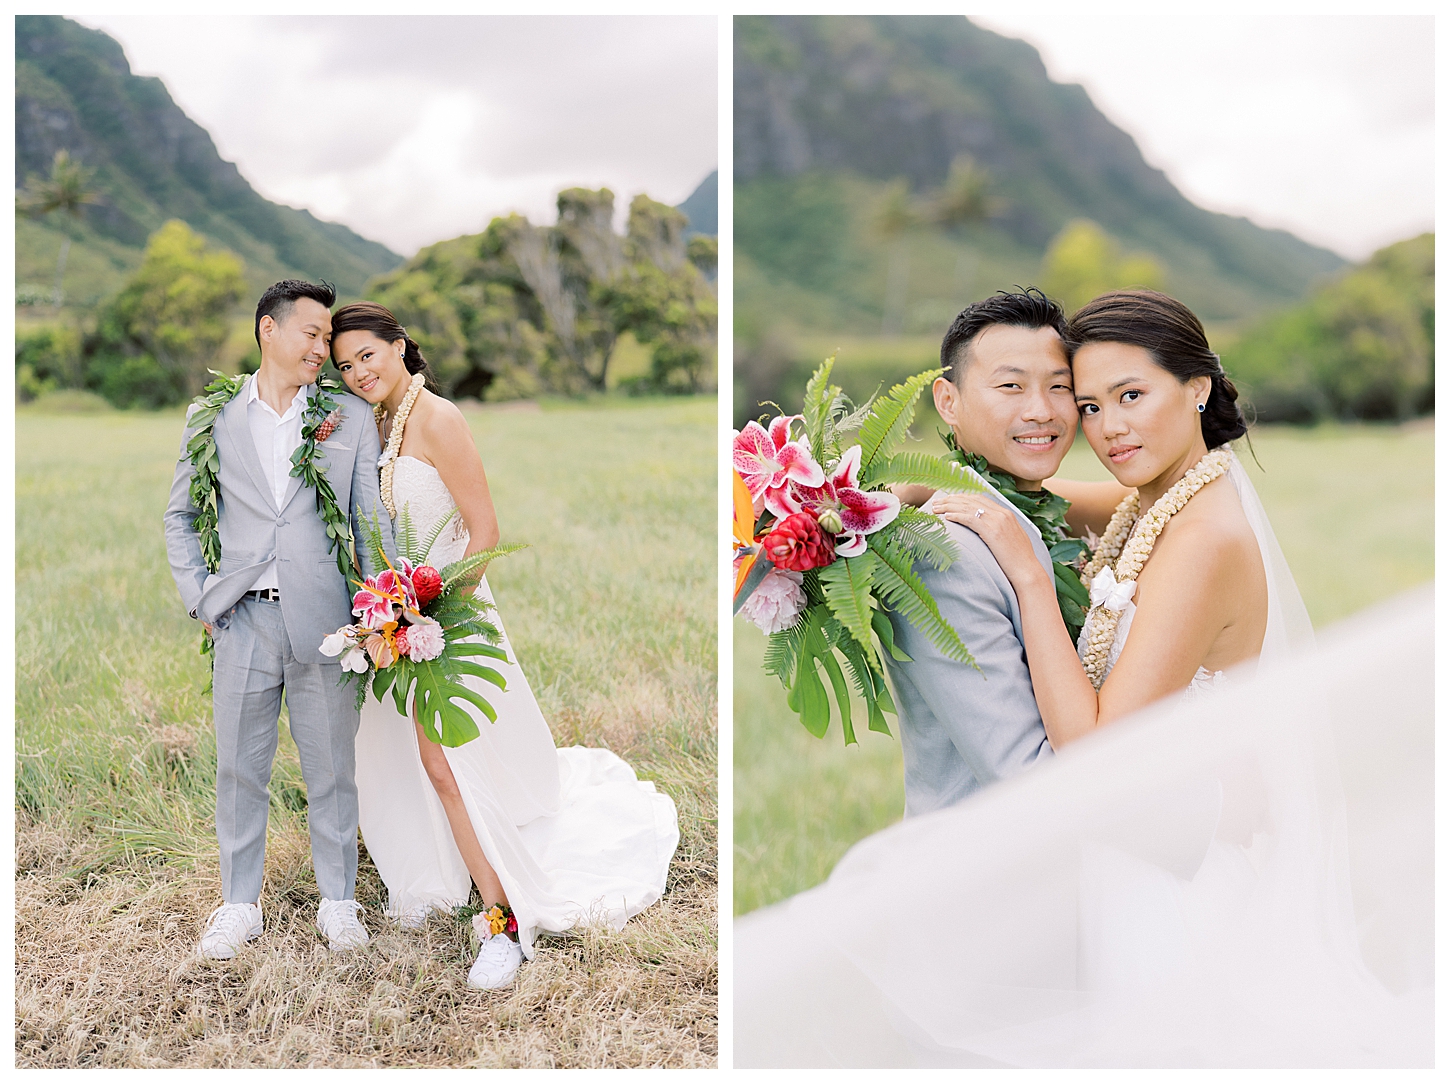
[328,302,679,991]
[735,290,1432,1066]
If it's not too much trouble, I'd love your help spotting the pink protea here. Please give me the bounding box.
[775,445,900,557]
[733,417,824,516]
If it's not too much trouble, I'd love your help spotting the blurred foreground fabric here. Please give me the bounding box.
[735,587,1433,1068]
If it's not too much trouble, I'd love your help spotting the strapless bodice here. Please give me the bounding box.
[1077,598,1226,698]
[389,455,470,567]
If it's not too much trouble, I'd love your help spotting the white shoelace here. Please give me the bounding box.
[204,903,257,942]
[318,898,365,933]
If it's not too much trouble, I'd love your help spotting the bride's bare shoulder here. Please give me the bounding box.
[409,390,478,458]
[1148,474,1262,585]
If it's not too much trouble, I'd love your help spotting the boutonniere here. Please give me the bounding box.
[312,408,345,443]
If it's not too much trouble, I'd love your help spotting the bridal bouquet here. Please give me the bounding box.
[733,359,987,743]
[322,508,526,747]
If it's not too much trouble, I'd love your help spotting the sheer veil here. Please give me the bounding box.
[1227,451,1314,667]
[734,448,1432,1068]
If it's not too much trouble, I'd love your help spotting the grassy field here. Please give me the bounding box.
[15,395,717,1068]
[735,420,1435,916]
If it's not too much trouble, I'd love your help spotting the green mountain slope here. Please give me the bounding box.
[735,15,1345,332]
[16,15,401,306]
[677,170,717,237]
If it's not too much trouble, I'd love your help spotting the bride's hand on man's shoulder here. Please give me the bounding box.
[932,493,1043,584]
[891,483,936,508]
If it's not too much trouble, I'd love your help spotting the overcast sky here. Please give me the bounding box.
[966,8,1434,260]
[66,13,718,257]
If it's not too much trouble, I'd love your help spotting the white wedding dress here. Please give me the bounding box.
[735,454,1433,1067]
[354,457,679,959]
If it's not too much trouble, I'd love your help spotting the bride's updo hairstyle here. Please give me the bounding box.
[1067,289,1247,448]
[329,301,438,390]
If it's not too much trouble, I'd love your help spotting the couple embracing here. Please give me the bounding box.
[737,288,1426,1066]
[164,280,678,990]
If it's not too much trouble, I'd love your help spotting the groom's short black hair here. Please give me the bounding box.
[254,279,337,347]
[940,286,1067,384]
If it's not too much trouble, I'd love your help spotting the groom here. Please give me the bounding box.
[885,287,1078,816]
[164,279,394,958]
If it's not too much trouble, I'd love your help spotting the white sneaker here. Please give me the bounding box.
[316,898,370,951]
[468,933,523,990]
[198,902,263,959]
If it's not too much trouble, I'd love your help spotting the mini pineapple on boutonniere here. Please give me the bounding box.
[312,408,345,443]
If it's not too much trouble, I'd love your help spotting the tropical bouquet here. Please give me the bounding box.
[732,359,992,744]
[322,507,527,747]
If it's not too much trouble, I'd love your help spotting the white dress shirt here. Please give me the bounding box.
[245,374,308,591]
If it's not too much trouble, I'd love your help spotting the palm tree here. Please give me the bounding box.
[17,150,101,308]
[929,155,997,303]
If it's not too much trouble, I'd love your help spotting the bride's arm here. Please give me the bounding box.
[417,398,501,559]
[933,493,1232,746]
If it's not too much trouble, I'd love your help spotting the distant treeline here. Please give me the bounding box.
[734,231,1433,430]
[18,188,718,409]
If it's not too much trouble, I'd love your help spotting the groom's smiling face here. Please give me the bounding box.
[258,297,333,388]
[932,323,1077,489]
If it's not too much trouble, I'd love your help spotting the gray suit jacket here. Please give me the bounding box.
[885,485,1054,817]
[163,382,395,666]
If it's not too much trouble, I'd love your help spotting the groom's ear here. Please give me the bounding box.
[932,376,959,426]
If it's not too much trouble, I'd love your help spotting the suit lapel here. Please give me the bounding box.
[220,388,278,513]
[277,383,316,513]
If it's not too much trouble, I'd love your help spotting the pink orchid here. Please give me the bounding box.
[732,417,824,516]
[776,444,901,557]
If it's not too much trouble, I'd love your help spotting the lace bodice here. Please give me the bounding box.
[390,455,470,566]
[1077,599,1226,699]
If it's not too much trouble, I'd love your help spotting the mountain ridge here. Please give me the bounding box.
[16,14,402,298]
[734,15,1345,324]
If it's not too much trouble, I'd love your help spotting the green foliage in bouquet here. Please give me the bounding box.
[355,508,528,747]
[759,359,993,745]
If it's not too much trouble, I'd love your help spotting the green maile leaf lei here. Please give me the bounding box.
[183,369,358,674]
[941,430,1091,643]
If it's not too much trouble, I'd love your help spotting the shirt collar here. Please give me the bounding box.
[246,373,310,416]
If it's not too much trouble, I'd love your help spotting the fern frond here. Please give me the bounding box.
[875,507,959,571]
[418,507,460,565]
[801,357,841,461]
[439,542,529,591]
[869,536,977,668]
[396,503,420,565]
[762,616,807,688]
[816,550,877,654]
[862,449,991,493]
[856,368,942,469]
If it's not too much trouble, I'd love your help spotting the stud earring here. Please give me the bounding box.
[1196,402,1206,413]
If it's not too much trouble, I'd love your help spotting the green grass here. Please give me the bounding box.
[16,396,717,1067]
[734,420,1434,915]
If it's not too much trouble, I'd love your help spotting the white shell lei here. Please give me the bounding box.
[375,372,426,520]
[1078,446,1234,688]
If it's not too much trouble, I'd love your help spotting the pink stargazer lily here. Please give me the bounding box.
[776,445,901,557]
[732,416,824,516]
[352,568,415,629]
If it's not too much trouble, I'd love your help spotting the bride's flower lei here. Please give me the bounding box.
[1078,446,1234,688]
[182,369,357,663]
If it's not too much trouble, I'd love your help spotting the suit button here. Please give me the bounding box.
[277,519,287,527]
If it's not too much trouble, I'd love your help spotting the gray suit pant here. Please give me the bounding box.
[211,597,361,903]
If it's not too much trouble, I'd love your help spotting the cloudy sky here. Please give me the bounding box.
[67,13,718,256]
[966,8,1434,260]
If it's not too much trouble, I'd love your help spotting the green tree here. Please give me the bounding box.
[86,220,245,407]
[16,149,102,308]
[1225,233,1433,422]
[1040,219,1165,313]
[16,324,83,401]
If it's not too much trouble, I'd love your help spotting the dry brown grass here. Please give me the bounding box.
[15,667,717,1069]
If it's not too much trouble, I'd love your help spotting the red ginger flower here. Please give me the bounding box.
[762,511,836,572]
[412,565,443,606]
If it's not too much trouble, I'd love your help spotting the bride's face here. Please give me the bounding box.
[1073,341,1211,490]
[332,330,408,404]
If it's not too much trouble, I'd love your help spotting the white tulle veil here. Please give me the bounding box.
[734,447,1431,1069]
